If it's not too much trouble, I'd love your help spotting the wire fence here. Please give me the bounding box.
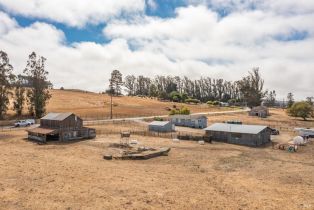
[95,127,208,140]
[0,126,28,132]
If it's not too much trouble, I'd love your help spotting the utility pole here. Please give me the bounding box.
[109,78,113,119]
[110,91,113,119]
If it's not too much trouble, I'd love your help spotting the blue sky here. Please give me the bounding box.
[8,0,192,44]
[5,0,308,46]
[15,16,108,44]
[0,0,313,99]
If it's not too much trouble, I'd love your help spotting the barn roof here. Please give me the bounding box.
[149,121,171,126]
[27,127,56,135]
[170,115,207,120]
[41,112,73,121]
[204,123,268,135]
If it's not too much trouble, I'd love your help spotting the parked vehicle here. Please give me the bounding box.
[25,119,35,125]
[295,128,314,138]
[14,120,33,127]
[270,128,280,135]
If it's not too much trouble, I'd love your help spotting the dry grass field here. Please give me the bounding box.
[0,129,314,210]
[7,89,237,120]
[1,109,314,210]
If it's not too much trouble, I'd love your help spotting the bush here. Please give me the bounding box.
[288,101,314,120]
[169,106,190,115]
[180,107,190,115]
[228,99,236,105]
[153,117,164,121]
[212,101,220,106]
[207,100,219,106]
[172,95,179,102]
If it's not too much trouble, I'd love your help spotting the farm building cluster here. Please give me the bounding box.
[24,108,312,149]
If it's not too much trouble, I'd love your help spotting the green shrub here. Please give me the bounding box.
[169,106,190,115]
[212,101,220,106]
[153,117,164,121]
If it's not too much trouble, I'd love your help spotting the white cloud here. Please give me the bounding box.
[0,2,313,100]
[0,0,146,27]
[187,0,314,14]
[147,0,158,10]
[104,5,314,98]
[0,11,17,34]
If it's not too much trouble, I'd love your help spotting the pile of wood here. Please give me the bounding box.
[272,142,298,152]
[104,144,171,160]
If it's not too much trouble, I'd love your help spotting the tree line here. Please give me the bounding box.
[0,51,51,119]
[110,67,268,108]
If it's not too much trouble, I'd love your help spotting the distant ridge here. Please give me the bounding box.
[59,88,95,94]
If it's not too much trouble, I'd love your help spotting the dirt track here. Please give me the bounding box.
[1,129,314,210]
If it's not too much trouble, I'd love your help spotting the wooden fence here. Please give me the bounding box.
[96,128,209,141]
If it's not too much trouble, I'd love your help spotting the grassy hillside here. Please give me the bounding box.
[2,89,237,121]
[43,89,235,119]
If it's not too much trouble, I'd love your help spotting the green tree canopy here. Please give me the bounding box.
[237,68,266,107]
[288,101,314,121]
[23,52,51,118]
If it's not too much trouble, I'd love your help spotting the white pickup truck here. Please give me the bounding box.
[14,119,35,127]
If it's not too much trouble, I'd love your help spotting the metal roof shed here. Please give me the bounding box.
[204,123,271,147]
[148,121,174,133]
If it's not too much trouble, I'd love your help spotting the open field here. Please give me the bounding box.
[1,107,314,209]
[6,89,238,121]
[1,127,314,210]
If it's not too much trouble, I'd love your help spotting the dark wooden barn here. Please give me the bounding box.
[249,106,269,118]
[27,113,96,142]
[204,123,271,147]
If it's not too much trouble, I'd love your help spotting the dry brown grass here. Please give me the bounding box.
[7,89,237,120]
[1,128,314,210]
[1,94,314,209]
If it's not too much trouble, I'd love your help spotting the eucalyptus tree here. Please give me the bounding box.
[0,51,15,119]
